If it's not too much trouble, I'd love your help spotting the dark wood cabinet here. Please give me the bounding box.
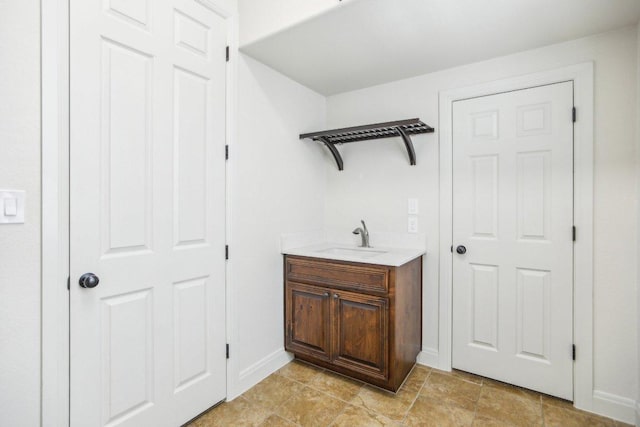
[285,282,332,361]
[284,255,422,392]
[332,289,388,381]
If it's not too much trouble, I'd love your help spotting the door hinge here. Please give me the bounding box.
[226,344,230,359]
[572,107,576,123]
[225,46,229,62]
[225,245,229,260]
[67,276,70,290]
[225,144,229,160]
[572,344,576,361]
[572,226,576,242]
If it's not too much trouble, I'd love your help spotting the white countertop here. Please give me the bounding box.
[282,242,425,267]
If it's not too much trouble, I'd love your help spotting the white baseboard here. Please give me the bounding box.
[416,347,440,369]
[591,390,637,425]
[228,349,293,400]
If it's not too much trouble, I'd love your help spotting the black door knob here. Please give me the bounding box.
[79,273,100,289]
[456,245,467,255]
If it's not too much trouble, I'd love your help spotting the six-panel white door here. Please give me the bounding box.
[452,82,574,399]
[70,0,228,425]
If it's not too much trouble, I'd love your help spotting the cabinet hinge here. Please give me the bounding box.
[225,144,229,160]
[572,226,576,242]
[225,46,229,62]
[67,276,70,290]
[226,344,230,359]
[572,107,576,123]
[225,245,229,260]
[572,344,576,361]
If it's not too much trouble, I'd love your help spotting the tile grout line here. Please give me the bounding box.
[280,371,366,407]
[470,377,485,426]
[239,392,281,426]
[244,367,320,426]
[400,367,433,425]
[275,365,373,425]
[325,399,352,427]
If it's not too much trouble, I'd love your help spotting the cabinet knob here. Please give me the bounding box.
[333,294,339,299]
[323,292,329,297]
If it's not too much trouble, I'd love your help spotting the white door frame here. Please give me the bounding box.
[438,63,594,411]
[41,1,238,424]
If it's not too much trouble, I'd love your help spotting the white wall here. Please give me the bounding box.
[228,54,326,397]
[0,1,41,425]
[325,26,638,416]
[238,0,352,46]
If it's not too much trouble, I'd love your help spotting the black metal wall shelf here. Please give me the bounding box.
[299,118,434,171]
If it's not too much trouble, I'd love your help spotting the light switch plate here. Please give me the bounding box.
[4,198,17,216]
[407,198,419,215]
[0,190,25,224]
[407,216,418,233]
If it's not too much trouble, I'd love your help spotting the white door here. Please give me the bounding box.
[452,82,574,399]
[70,0,228,425]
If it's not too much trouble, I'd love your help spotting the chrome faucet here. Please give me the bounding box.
[352,220,370,248]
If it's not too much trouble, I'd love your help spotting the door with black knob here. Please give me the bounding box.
[452,82,574,400]
[69,0,229,424]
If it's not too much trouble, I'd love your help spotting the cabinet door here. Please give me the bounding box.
[285,282,331,361]
[331,290,389,381]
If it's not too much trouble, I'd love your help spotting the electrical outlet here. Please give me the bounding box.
[0,190,25,224]
[407,216,418,233]
[407,198,419,215]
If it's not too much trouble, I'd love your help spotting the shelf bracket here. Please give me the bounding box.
[395,126,416,166]
[318,136,344,171]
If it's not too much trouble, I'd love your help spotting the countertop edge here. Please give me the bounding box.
[282,242,426,267]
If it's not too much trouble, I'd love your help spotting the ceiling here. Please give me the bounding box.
[240,0,640,95]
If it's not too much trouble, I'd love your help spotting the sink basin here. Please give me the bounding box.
[317,247,387,259]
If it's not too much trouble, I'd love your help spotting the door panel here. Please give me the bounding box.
[516,268,551,361]
[469,263,498,350]
[70,0,227,425]
[106,0,150,28]
[285,282,332,360]
[332,290,388,380]
[101,39,153,255]
[101,289,154,425]
[470,155,498,238]
[517,151,551,241]
[173,277,209,391]
[173,67,209,246]
[452,82,573,400]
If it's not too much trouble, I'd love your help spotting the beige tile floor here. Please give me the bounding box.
[189,360,631,427]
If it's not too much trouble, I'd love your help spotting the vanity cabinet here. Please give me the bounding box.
[284,255,422,391]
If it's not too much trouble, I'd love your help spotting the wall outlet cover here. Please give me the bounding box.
[407,216,418,233]
[0,190,26,224]
[407,198,419,215]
